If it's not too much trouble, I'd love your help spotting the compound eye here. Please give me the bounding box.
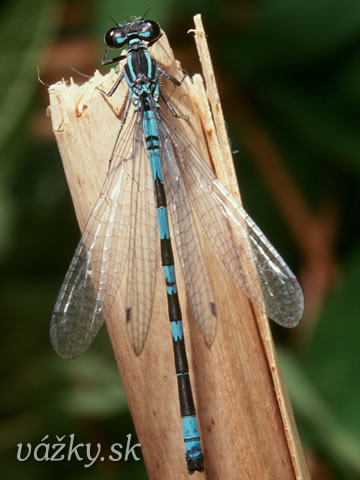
[138,20,161,43]
[104,27,127,48]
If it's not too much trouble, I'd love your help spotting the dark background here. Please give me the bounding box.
[1,0,360,479]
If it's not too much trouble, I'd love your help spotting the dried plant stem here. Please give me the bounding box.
[48,14,309,479]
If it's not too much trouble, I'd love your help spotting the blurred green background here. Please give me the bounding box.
[1,0,360,479]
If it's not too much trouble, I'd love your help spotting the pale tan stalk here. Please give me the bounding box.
[48,14,309,479]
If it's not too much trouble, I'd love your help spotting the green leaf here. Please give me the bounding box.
[279,349,360,474]
[0,0,58,150]
[54,354,128,417]
[302,249,360,436]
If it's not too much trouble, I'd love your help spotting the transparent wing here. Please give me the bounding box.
[160,126,217,346]
[158,111,304,328]
[124,118,159,355]
[50,107,158,359]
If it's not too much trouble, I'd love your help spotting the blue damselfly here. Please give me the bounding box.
[50,17,304,473]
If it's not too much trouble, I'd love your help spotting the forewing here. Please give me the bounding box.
[124,119,159,355]
[159,112,304,328]
[159,122,217,346]
[51,108,157,358]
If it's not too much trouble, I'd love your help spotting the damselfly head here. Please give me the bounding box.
[104,19,161,49]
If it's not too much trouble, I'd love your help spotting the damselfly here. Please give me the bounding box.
[50,18,304,473]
